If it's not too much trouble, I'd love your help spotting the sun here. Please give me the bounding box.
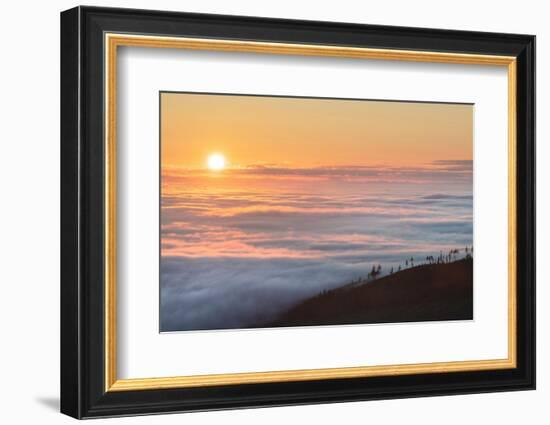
[207,153,226,171]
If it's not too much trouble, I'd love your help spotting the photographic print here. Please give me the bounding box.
[61,9,535,416]
[160,92,473,332]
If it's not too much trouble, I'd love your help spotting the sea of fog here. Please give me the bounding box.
[160,161,473,331]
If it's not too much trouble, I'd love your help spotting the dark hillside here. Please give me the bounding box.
[267,258,473,327]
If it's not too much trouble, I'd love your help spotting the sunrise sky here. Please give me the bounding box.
[159,92,473,332]
[161,92,472,169]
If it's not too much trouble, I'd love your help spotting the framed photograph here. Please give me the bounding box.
[60,6,535,419]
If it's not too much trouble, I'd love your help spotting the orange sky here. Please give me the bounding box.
[161,92,472,169]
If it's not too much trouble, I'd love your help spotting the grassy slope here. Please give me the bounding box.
[268,258,473,327]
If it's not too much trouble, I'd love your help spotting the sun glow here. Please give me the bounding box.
[207,153,226,171]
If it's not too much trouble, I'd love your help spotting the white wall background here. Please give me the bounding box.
[0,0,545,423]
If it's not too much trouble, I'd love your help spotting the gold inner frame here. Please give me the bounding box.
[104,33,517,392]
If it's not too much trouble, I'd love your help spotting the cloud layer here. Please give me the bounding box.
[160,162,473,331]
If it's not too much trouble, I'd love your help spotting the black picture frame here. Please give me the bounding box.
[61,5,535,419]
